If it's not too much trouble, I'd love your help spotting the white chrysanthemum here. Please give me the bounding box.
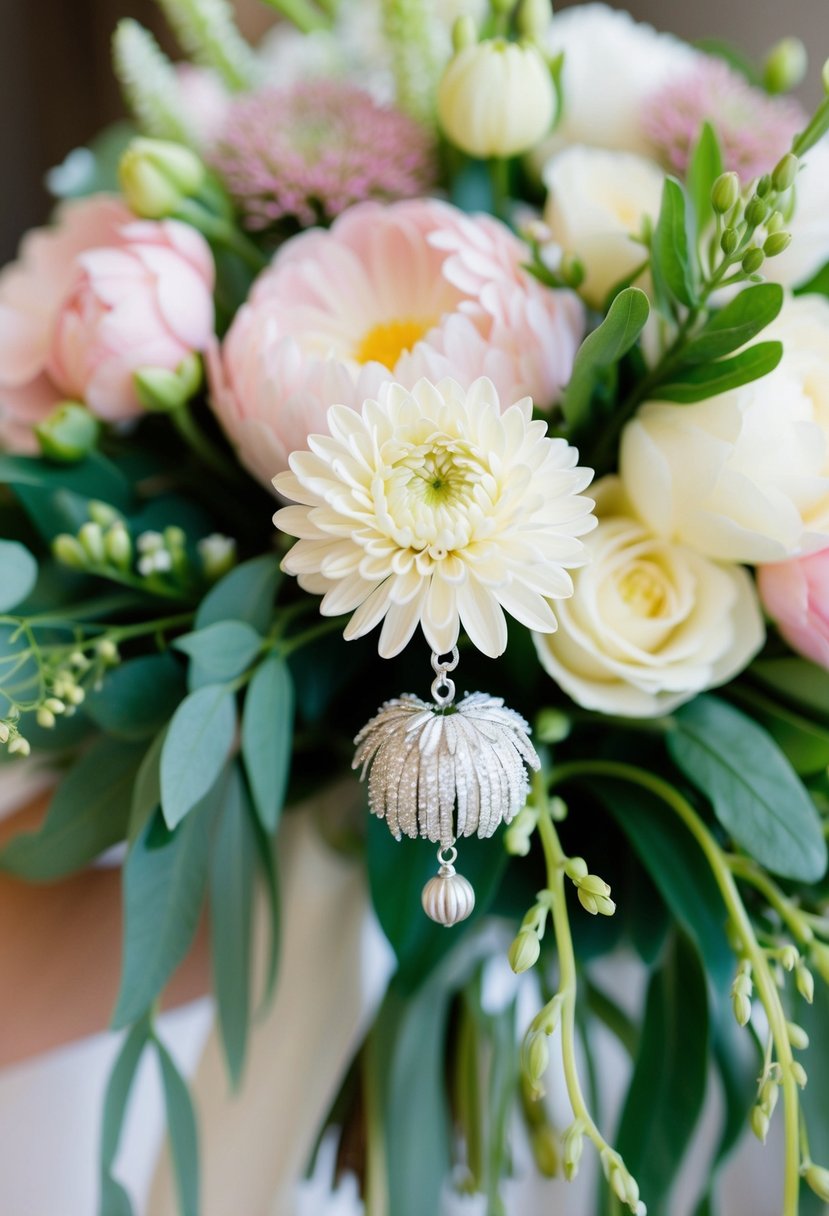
[353,692,540,841]
[273,377,596,658]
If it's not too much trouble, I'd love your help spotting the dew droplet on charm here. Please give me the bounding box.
[421,846,476,927]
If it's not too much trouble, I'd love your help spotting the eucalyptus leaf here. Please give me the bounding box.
[0,452,131,509]
[651,177,697,310]
[0,540,38,612]
[560,287,650,431]
[209,764,257,1087]
[129,728,168,843]
[615,933,709,1214]
[241,654,294,832]
[668,696,828,883]
[154,1035,200,1216]
[679,283,783,365]
[0,737,144,881]
[113,791,219,1027]
[99,1013,152,1216]
[84,654,186,740]
[687,121,724,239]
[251,811,281,1010]
[657,341,782,403]
[160,684,236,829]
[195,555,280,634]
[174,621,263,682]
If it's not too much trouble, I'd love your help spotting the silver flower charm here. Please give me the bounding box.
[353,691,539,843]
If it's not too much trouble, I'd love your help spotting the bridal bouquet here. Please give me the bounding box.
[3,0,829,1212]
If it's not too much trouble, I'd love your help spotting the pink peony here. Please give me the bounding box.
[209,198,585,485]
[0,195,215,451]
[758,549,829,670]
[643,57,804,181]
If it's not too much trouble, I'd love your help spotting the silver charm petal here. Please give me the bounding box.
[353,691,540,842]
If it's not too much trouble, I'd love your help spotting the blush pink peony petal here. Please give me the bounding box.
[210,198,585,487]
[0,195,215,445]
[758,549,829,670]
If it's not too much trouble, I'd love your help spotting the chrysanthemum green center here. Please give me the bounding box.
[380,434,494,553]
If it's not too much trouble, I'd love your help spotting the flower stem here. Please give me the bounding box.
[726,854,814,946]
[169,401,244,483]
[548,758,802,1216]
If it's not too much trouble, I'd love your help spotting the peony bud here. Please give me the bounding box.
[35,401,100,463]
[711,172,739,214]
[509,929,541,973]
[119,137,205,220]
[763,38,808,95]
[134,352,203,413]
[438,39,556,158]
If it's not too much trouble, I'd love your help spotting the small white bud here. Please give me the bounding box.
[8,736,31,757]
[36,708,56,730]
[0,723,9,744]
[796,963,815,1004]
[803,1164,829,1202]
[78,522,106,564]
[787,1021,810,1051]
[509,929,541,974]
[562,1123,584,1181]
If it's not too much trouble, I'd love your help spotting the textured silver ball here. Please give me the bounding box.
[421,865,476,927]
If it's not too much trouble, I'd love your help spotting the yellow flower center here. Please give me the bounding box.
[356,318,433,368]
[617,564,666,617]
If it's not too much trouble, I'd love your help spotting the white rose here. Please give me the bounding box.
[620,293,829,564]
[533,478,765,718]
[438,40,556,159]
[765,139,829,291]
[543,146,664,308]
[540,3,699,157]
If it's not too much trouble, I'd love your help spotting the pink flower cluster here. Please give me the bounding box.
[210,81,438,231]
[209,198,586,486]
[643,57,804,180]
[759,550,829,671]
[0,196,215,451]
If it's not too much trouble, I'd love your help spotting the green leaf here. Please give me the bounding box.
[49,121,138,199]
[113,793,218,1027]
[251,811,280,1010]
[154,1035,200,1216]
[196,555,280,634]
[241,654,294,832]
[657,341,782,403]
[793,95,829,157]
[651,177,697,311]
[160,684,236,829]
[687,121,724,240]
[0,453,132,536]
[84,654,186,740]
[0,737,144,880]
[366,815,508,993]
[615,933,709,1214]
[679,283,784,365]
[99,1012,152,1216]
[750,657,829,720]
[799,983,829,1186]
[0,540,38,611]
[174,621,262,683]
[794,259,829,300]
[593,778,732,988]
[209,764,256,1087]
[129,727,167,843]
[729,686,829,776]
[560,287,650,431]
[668,695,828,882]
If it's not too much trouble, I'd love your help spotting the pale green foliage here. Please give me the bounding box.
[156,0,260,91]
[381,0,442,124]
[112,20,197,145]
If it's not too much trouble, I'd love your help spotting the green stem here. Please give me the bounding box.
[362,1031,389,1216]
[174,200,268,272]
[169,401,244,484]
[279,616,344,656]
[19,594,151,626]
[489,157,511,224]
[726,855,813,946]
[548,759,802,1216]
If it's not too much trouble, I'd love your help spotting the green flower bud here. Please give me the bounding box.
[732,991,752,1027]
[772,152,799,193]
[780,944,799,972]
[509,929,541,973]
[561,254,585,290]
[549,795,568,821]
[8,736,31,758]
[197,533,236,582]
[35,401,100,463]
[119,137,205,220]
[791,1060,808,1088]
[577,887,616,917]
[526,1030,550,1085]
[518,0,553,40]
[823,58,829,96]
[96,638,119,665]
[52,534,88,570]
[796,963,815,1004]
[761,1078,779,1117]
[44,698,65,715]
[742,248,765,274]
[105,522,133,570]
[36,707,56,730]
[134,354,203,413]
[452,15,478,51]
[766,210,784,233]
[0,723,9,744]
[720,227,739,256]
[564,856,588,881]
[535,707,572,743]
[67,684,86,706]
[751,1104,770,1143]
[764,231,792,257]
[711,172,740,214]
[562,1123,584,1181]
[576,873,611,897]
[530,1125,559,1178]
[763,37,808,94]
[811,940,829,985]
[78,522,105,565]
[745,196,769,228]
[803,1164,829,1202]
[755,174,773,199]
[787,1021,809,1050]
[88,501,122,528]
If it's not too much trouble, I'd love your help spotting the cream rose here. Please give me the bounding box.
[620,293,829,564]
[533,478,765,717]
[543,147,664,309]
